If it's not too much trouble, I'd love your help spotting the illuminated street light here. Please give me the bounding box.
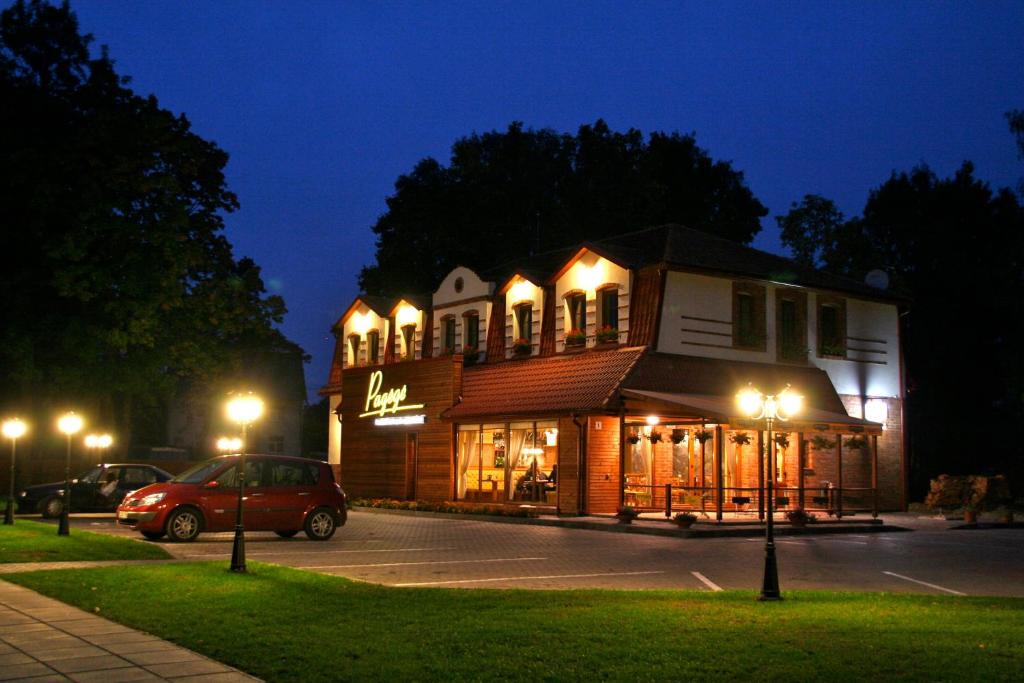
[84,433,113,463]
[736,384,802,601]
[56,412,84,536]
[3,418,27,525]
[225,393,264,572]
[216,436,243,453]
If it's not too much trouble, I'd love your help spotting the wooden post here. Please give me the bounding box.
[797,432,805,509]
[618,411,626,510]
[715,425,724,522]
[757,429,765,521]
[665,483,672,518]
[836,434,844,519]
[871,434,879,518]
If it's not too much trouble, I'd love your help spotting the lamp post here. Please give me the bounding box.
[3,419,27,525]
[56,412,84,536]
[225,394,264,573]
[736,384,802,601]
[85,433,113,464]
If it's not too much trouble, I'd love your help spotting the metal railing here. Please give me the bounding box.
[622,482,879,519]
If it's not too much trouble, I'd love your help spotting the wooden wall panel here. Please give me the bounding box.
[557,416,581,514]
[339,357,458,501]
[586,415,621,514]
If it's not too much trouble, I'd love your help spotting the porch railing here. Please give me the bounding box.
[622,483,879,520]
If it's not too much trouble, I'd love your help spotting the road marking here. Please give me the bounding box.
[304,557,546,569]
[178,547,455,559]
[882,571,966,596]
[394,570,665,587]
[691,571,723,592]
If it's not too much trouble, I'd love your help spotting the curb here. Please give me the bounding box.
[351,506,909,539]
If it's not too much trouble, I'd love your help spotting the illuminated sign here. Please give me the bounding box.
[359,370,425,419]
[374,415,426,427]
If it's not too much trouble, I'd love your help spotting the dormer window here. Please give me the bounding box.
[402,324,416,361]
[367,329,380,364]
[565,292,586,347]
[513,303,533,355]
[463,311,480,351]
[441,316,456,354]
[348,334,361,366]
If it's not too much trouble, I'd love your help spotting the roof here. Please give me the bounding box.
[621,353,849,415]
[443,346,647,419]
[332,295,395,332]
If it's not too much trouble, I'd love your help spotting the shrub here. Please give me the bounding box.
[350,498,535,518]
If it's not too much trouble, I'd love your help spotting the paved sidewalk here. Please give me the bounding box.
[0,580,260,683]
[0,560,188,576]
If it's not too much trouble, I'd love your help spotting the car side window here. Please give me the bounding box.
[267,461,307,487]
[123,467,157,484]
[214,460,263,488]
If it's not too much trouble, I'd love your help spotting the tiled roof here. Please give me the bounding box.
[444,346,647,419]
[621,353,848,414]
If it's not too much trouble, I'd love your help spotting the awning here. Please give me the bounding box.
[621,388,882,432]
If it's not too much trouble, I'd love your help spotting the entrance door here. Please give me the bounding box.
[405,434,417,500]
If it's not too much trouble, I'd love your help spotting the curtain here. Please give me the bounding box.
[506,429,528,498]
[630,439,652,481]
[457,431,478,499]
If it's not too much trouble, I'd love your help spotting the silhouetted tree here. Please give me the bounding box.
[359,120,767,295]
[0,0,298,448]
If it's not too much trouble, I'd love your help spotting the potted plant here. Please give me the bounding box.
[786,508,815,528]
[845,435,869,452]
[596,325,619,344]
[673,511,698,528]
[773,433,790,449]
[615,506,639,524]
[694,429,714,445]
[565,328,586,347]
[670,429,686,444]
[512,337,531,356]
[626,433,641,445]
[649,430,663,444]
[730,432,751,447]
[810,435,835,450]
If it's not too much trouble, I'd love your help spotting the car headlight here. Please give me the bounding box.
[137,492,166,506]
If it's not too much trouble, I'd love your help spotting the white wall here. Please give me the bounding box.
[553,252,631,350]
[341,303,389,367]
[431,267,494,355]
[658,271,901,402]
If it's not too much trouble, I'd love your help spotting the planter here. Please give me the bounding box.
[673,514,697,529]
[616,509,638,525]
[790,517,808,528]
[964,509,978,525]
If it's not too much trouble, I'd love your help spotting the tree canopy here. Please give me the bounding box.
[359,120,768,296]
[0,0,298,445]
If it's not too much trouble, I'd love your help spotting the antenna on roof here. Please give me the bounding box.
[865,269,889,290]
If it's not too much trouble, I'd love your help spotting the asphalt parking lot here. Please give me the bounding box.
[46,511,1024,597]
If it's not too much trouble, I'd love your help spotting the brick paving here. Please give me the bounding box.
[0,581,260,683]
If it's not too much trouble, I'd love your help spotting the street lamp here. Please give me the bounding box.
[216,437,242,454]
[736,384,802,601]
[84,433,113,463]
[56,412,84,536]
[3,418,27,525]
[225,394,264,572]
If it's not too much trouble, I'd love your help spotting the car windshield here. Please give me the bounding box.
[172,459,230,484]
[77,466,103,483]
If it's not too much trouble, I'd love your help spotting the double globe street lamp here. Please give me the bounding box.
[3,418,28,525]
[84,433,113,463]
[56,412,84,536]
[736,384,802,601]
[225,394,264,573]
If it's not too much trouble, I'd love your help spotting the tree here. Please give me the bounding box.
[1008,109,1024,196]
[0,0,296,448]
[775,194,846,269]
[359,120,767,296]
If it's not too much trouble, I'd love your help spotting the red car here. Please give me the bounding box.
[117,454,346,542]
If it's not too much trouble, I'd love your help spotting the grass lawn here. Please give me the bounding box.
[0,519,171,563]
[4,562,1022,682]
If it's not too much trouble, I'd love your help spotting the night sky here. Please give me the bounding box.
[66,1,1024,400]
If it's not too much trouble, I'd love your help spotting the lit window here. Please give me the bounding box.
[367,330,380,364]
[566,292,586,332]
[515,304,532,341]
[600,288,618,330]
[402,325,416,360]
[348,335,360,366]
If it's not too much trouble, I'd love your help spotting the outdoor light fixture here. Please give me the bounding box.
[56,412,84,536]
[645,415,660,426]
[225,393,264,572]
[509,279,534,304]
[216,436,243,453]
[84,433,113,462]
[864,399,888,427]
[736,384,802,601]
[2,418,27,525]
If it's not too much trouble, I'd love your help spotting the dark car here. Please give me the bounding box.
[19,464,174,518]
[116,454,347,542]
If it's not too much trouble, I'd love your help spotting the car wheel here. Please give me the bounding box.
[274,530,299,538]
[41,496,64,519]
[304,508,337,541]
[141,531,166,541]
[165,507,202,542]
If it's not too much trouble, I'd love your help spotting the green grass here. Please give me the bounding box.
[4,563,1023,682]
[0,519,171,563]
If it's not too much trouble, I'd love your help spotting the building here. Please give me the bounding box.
[322,224,905,517]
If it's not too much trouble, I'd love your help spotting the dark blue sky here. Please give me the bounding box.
[69,1,1023,400]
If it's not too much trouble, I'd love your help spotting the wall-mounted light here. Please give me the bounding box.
[396,304,419,327]
[864,399,888,428]
[509,279,534,304]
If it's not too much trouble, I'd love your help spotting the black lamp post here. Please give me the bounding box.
[3,419,27,525]
[56,412,84,536]
[737,384,801,601]
[226,394,263,573]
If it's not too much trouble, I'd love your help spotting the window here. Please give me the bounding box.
[215,460,263,488]
[402,324,416,360]
[514,304,532,342]
[817,297,847,357]
[776,291,807,362]
[599,288,618,331]
[463,311,480,350]
[123,467,157,485]
[442,316,456,353]
[566,292,586,333]
[732,282,766,350]
[348,334,360,366]
[266,460,318,486]
[367,329,380,364]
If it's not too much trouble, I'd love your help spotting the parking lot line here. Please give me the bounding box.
[303,557,546,569]
[691,571,723,592]
[882,571,967,596]
[393,570,666,587]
